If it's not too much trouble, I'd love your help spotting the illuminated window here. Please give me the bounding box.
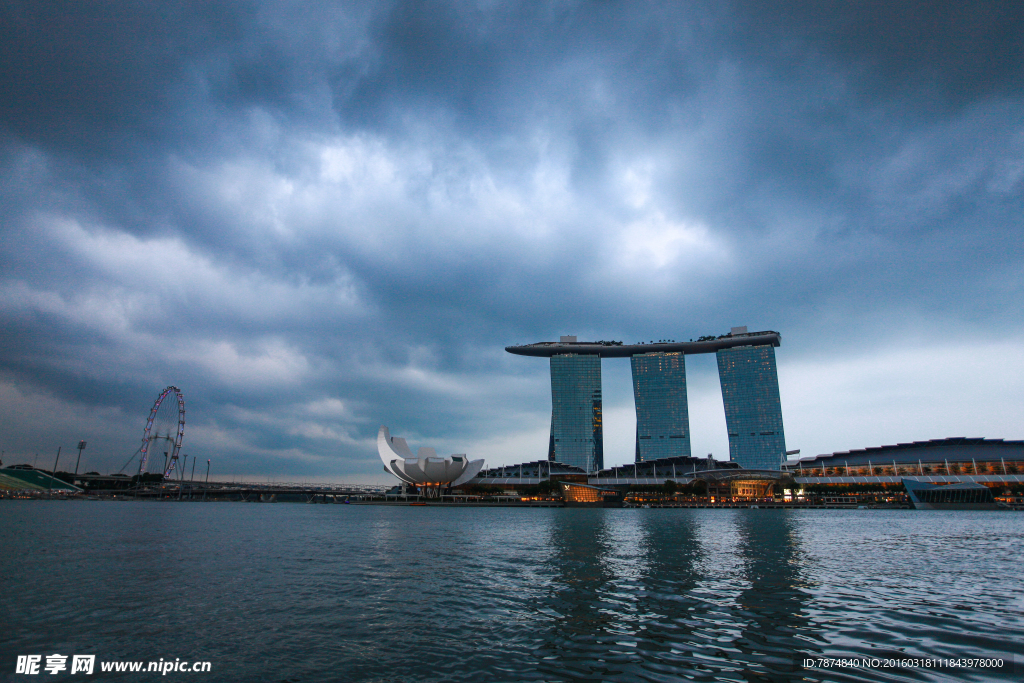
[562,482,610,503]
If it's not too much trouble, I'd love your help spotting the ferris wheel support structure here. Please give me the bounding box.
[138,386,186,478]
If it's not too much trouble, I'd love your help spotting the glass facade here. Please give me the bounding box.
[560,481,623,506]
[549,354,603,472]
[561,482,604,503]
[716,345,786,470]
[631,352,691,462]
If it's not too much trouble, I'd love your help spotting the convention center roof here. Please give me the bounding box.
[785,437,1024,469]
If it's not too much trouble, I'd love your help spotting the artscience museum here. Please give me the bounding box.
[377,425,485,496]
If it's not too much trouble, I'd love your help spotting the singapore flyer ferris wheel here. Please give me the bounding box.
[138,386,186,478]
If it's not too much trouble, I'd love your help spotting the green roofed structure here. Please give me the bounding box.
[0,468,83,492]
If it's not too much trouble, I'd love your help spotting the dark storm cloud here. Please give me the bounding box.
[1,1,1021,478]
[2,3,243,155]
[730,1,1024,107]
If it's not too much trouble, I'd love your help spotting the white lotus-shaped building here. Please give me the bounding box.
[377,425,485,492]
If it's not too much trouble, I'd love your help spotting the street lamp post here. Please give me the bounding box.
[48,446,62,494]
[190,457,197,499]
[178,454,188,501]
[203,459,210,501]
[74,441,87,476]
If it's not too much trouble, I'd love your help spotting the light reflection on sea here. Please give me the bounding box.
[1,503,1021,682]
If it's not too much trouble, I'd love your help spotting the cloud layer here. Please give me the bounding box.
[2,1,1022,480]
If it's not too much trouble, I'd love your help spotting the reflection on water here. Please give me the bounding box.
[1,503,1021,682]
[533,510,818,682]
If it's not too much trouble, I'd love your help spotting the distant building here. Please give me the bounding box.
[785,437,1024,476]
[717,344,787,470]
[631,352,690,462]
[560,481,623,507]
[376,426,484,496]
[783,438,1024,504]
[548,354,603,472]
[508,327,787,471]
[473,460,588,486]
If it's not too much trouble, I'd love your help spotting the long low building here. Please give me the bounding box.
[784,437,1024,478]
[464,452,796,502]
[472,460,589,486]
[468,454,747,487]
[0,467,83,492]
[588,454,739,485]
[471,454,745,485]
[463,438,1024,502]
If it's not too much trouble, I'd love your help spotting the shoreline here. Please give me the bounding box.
[3,495,1020,509]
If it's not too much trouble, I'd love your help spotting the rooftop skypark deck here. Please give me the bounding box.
[505,330,781,357]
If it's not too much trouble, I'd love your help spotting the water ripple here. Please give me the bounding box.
[1,503,1021,682]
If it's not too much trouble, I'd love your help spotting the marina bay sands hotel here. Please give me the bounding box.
[505,327,787,472]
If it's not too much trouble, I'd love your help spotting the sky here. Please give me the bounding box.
[1,1,1022,483]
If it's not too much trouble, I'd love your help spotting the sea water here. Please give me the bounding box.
[2,502,1021,682]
